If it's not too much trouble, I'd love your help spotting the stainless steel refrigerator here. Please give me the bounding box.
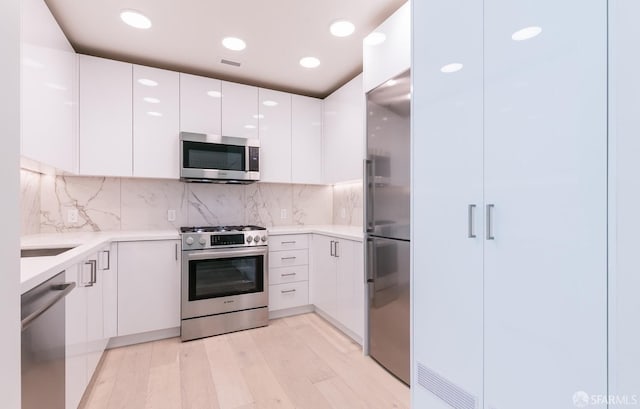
[365,69,411,385]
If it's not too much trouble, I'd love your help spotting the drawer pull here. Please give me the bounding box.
[281,256,297,260]
[281,272,297,277]
[281,241,297,244]
[281,289,297,294]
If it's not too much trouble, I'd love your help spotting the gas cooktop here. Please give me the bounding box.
[180,225,267,233]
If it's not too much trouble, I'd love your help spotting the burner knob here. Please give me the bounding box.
[246,236,253,243]
[199,237,207,245]
[254,235,261,243]
[185,237,195,245]
[261,235,267,242]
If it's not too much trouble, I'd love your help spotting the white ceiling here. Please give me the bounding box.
[44,0,407,98]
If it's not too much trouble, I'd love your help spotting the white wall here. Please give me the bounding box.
[0,0,22,406]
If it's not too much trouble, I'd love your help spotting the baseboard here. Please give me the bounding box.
[268,304,315,319]
[106,327,180,349]
[314,307,363,346]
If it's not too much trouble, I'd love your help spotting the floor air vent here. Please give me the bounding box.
[416,362,477,409]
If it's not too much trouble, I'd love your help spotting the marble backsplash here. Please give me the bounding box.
[20,171,362,234]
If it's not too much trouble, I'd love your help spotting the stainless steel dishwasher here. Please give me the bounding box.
[21,271,76,409]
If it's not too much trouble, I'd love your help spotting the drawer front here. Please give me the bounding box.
[269,265,309,286]
[269,249,309,268]
[269,281,309,311]
[268,234,309,251]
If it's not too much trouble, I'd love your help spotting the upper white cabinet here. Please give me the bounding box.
[133,65,180,179]
[363,2,410,93]
[323,74,364,184]
[221,81,258,139]
[259,89,292,183]
[117,240,181,336]
[291,95,323,184]
[21,0,78,173]
[79,55,133,177]
[179,73,222,135]
[412,0,607,408]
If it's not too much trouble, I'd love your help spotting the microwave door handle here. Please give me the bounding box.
[245,145,250,172]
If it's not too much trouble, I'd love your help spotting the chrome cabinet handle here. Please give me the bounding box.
[486,204,495,240]
[175,243,178,261]
[83,261,95,287]
[281,272,297,277]
[102,250,110,270]
[330,240,335,257]
[281,289,296,294]
[281,241,296,245]
[281,256,297,260]
[468,204,477,238]
[334,241,340,258]
[90,260,97,284]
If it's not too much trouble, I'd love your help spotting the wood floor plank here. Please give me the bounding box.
[145,362,181,409]
[106,342,153,409]
[314,376,370,409]
[80,345,127,409]
[179,340,221,409]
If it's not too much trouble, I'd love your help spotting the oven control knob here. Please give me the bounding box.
[185,237,194,245]
[246,236,253,243]
[261,235,267,242]
[254,235,260,243]
[199,237,207,245]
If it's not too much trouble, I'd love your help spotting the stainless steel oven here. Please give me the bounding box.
[180,225,268,341]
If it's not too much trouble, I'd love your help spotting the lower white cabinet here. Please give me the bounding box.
[268,234,311,312]
[310,234,364,341]
[117,240,181,336]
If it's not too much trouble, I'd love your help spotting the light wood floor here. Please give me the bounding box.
[80,313,410,409]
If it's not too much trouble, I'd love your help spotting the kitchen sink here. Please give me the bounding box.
[21,247,76,258]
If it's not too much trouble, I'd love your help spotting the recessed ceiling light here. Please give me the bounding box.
[138,78,158,87]
[120,10,152,29]
[244,124,256,129]
[222,37,246,51]
[364,31,386,46]
[144,97,160,104]
[440,63,464,73]
[512,26,542,41]
[147,111,162,117]
[299,57,320,68]
[330,20,355,37]
[262,100,279,107]
[253,114,265,119]
[207,90,222,98]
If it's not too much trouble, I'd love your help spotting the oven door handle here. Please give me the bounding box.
[184,247,268,260]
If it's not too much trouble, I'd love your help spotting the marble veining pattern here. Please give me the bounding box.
[292,184,333,225]
[121,178,188,230]
[40,175,121,232]
[187,183,245,227]
[245,183,293,227]
[333,180,363,226]
[20,169,41,235]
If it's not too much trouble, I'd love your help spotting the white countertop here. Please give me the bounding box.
[20,230,179,294]
[20,226,362,294]
[268,225,363,241]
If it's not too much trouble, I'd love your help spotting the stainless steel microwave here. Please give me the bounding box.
[180,132,260,183]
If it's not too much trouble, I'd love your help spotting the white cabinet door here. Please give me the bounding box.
[362,2,410,93]
[133,65,180,179]
[258,89,291,183]
[221,81,258,139]
[323,74,364,184]
[335,240,364,340]
[310,234,336,316]
[117,240,181,336]
[84,252,103,381]
[411,0,485,406]
[79,55,132,177]
[291,95,323,184]
[483,0,607,407]
[21,0,78,173]
[101,243,118,340]
[179,73,222,135]
[65,264,87,409]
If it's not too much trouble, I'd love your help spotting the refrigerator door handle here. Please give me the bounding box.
[366,238,375,283]
[486,204,495,240]
[364,159,375,233]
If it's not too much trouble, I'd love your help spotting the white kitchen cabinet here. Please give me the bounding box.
[79,55,133,177]
[268,234,311,313]
[133,65,180,179]
[363,2,410,93]
[101,243,118,339]
[221,81,258,139]
[269,281,309,311]
[310,234,364,342]
[85,253,104,381]
[20,0,78,173]
[65,264,86,409]
[117,240,181,336]
[412,0,607,407]
[179,73,222,135]
[291,95,323,184]
[323,74,365,184]
[258,89,292,183]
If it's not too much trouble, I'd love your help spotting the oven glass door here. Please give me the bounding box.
[188,254,264,301]
[183,140,246,171]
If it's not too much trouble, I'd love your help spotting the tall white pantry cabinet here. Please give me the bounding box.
[412,1,608,408]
